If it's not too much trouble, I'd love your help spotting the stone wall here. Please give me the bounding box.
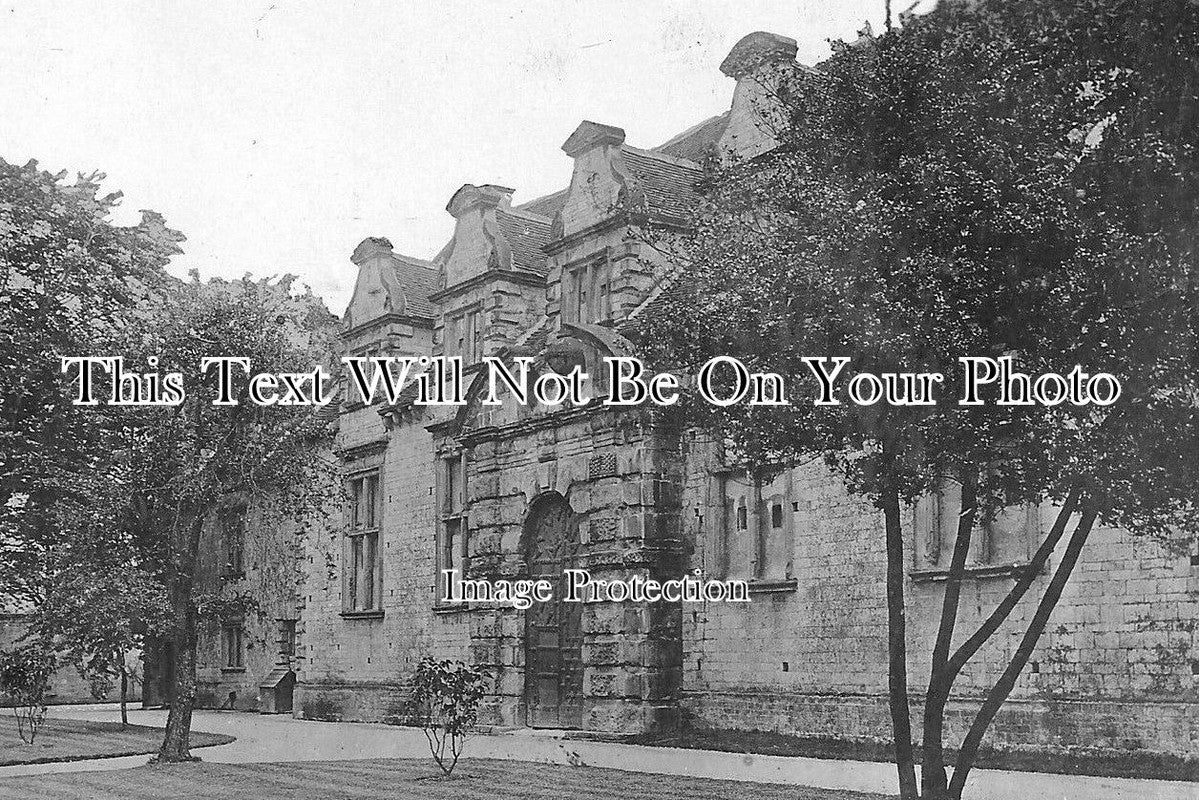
[679,448,1199,756]
[294,395,467,722]
[0,614,129,706]
[449,405,685,734]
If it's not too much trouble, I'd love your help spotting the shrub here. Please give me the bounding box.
[409,656,488,777]
[0,645,55,743]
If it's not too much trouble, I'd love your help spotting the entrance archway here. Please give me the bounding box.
[523,493,583,729]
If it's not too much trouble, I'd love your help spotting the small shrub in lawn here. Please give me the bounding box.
[409,656,488,777]
[0,645,55,744]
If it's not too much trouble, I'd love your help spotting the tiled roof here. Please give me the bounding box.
[515,189,568,218]
[653,112,729,162]
[514,318,550,355]
[496,209,552,276]
[621,272,692,338]
[390,254,439,318]
[620,147,704,222]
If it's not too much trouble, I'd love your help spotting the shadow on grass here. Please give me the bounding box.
[0,718,234,767]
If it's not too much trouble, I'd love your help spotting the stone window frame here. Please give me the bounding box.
[717,467,797,593]
[218,502,247,579]
[910,477,1040,582]
[343,465,385,617]
[435,450,470,610]
[277,618,297,660]
[221,623,244,672]
[445,304,484,365]
[561,248,613,325]
[342,340,389,409]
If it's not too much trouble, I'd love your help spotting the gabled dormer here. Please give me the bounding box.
[342,236,437,361]
[545,122,703,335]
[717,31,804,158]
[430,184,550,365]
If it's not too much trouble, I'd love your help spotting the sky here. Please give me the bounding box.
[2,1,909,316]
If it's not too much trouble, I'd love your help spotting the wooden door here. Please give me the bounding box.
[524,494,583,729]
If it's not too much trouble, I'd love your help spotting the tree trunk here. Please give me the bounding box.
[944,489,1081,680]
[920,472,978,800]
[881,484,918,799]
[120,663,129,727]
[946,504,1099,799]
[157,512,205,763]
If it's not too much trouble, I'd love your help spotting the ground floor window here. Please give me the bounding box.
[222,625,244,669]
[346,468,384,613]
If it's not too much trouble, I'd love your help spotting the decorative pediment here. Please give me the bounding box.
[717,32,804,159]
[554,122,636,239]
[344,237,407,329]
[436,184,515,290]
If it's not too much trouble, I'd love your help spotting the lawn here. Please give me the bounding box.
[630,727,1199,783]
[0,757,890,800]
[0,718,234,766]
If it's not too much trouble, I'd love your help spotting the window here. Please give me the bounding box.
[346,470,383,613]
[437,454,469,604]
[222,625,244,669]
[346,342,386,405]
[721,470,793,584]
[913,479,1037,574]
[445,307,483,364]
[564,255,612,324]
[279,619,297,659]
[220,505,246,577]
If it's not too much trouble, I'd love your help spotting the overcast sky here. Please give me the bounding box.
[3,1,906,315]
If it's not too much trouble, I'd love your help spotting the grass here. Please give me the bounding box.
[0,757,890,800]
[0,718,234,767]
[629,727,1199,783]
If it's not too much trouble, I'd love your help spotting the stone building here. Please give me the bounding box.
[201,32,1198,761]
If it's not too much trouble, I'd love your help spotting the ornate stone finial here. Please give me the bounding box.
[446,184,514,218]
[350,236,394,266]
[561,121,626,158]
[719,32,798,80]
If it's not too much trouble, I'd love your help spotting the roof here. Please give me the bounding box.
[653,112,729,162]
[621,271,693,338]
[390,254,439,318]
[620,147,704,221]
[496,208,552,276]
[515,189,568,218]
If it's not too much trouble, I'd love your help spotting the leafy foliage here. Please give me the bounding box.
[638,2,1198,798]
[2,155,339,759]
[643,0,1198,531]
[0,159,180,603]
[0,644,55,744]
[96,274,338,761]
[408,656,489,777]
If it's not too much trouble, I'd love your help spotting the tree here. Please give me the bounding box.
[639,2,1198,798]
[34,535,172,727]
[0,159,179,606]
[0,643,55,744]
[85,274,337,762]
[408,657,489,777]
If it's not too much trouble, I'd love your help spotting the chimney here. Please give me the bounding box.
[719,31,797,80]
[562,120,625,158]
[446,183,513,219]
[350,236,395,266]
[718,32,799,158]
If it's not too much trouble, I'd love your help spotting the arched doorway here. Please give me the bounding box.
[523,493,583,729]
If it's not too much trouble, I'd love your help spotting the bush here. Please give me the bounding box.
[409,656,488,777]
[0,645,55,743]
